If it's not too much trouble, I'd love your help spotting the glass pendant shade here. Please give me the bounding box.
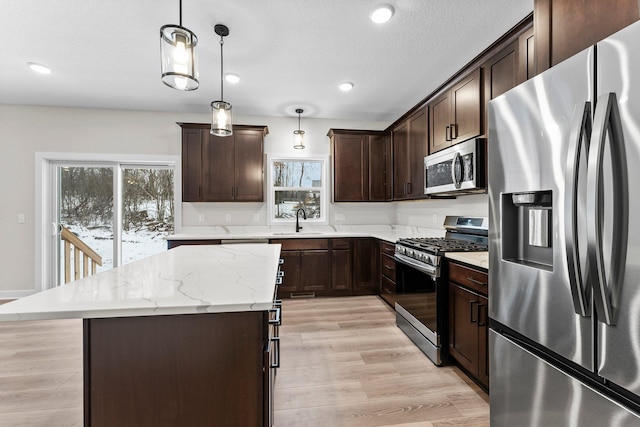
[211,101,233,136]
[293,130,305,149]
[160,25,199,90]
[293,108,305,149]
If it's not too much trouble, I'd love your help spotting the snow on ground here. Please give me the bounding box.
[62,225,169,275]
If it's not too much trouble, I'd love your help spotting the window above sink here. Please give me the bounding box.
[266,154,328,226]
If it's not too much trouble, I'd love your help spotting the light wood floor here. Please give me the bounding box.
[0,296,488,426]
[274,296,489,427]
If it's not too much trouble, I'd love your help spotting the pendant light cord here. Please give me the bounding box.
[298,112,301,131]
[179,0,182,27]
[220,36,224,101]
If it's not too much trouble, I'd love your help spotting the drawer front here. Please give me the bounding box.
[380,275,396,308]
[449,261,488,296]
[332,238,351,250]
[380,241,395,257]
[270,239,329,251]
[381,254,396,281]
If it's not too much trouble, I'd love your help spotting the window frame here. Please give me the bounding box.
[266,154,329,225]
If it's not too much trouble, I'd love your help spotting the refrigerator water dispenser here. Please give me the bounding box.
[501,191,553,270]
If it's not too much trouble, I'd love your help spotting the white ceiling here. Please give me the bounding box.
[1,0,533,123]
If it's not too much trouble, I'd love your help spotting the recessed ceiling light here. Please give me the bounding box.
[339,82,354,92]
[225,73,240,84]
[27,62,52,74]
[370,5,394,24]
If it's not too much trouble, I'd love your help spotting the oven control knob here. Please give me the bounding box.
[407,249,414,258]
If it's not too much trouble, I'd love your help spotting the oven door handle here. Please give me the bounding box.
[394,253,438,278]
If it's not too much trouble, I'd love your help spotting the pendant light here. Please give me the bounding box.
[211,24,233,137]
[160,0,199,91]
[293,109,305,149]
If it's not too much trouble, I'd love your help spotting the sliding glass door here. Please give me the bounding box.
[52,161,174,286]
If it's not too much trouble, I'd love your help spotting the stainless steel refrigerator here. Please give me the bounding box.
[488,20,640,426]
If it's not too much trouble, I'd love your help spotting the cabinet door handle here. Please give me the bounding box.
[470,301,478,323]
[269,307,281,326]
[407,182,412,195]
[446,125,451,141]
[451,123,457,139]
[477,304,486,326]
[467,277,487,287]
[271,336,280,368]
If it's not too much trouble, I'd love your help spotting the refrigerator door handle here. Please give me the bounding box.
[564,101,592,317]
[587,92,628,326]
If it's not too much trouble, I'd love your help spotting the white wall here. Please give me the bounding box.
[0,104,390,294]
[394,194,489,231]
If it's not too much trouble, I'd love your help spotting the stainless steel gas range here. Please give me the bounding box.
[394,216,488,365]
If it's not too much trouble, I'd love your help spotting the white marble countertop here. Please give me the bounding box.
[445,252,489,270]
[168,224,446,244]
[0,244,282,322]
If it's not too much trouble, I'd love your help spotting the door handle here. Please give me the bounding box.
[446,125,451,141]
[477,304,486,327]
[587,92,628,326]
[470,301,477,323]
[466,277,487,287]
[564,101,592,317]
[451,123,457,139]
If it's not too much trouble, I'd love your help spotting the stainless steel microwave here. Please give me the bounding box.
[424,138,486,196]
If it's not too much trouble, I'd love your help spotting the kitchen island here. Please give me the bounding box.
[0,244,282,427]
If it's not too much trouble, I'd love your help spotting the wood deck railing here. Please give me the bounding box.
[60,226,103,284]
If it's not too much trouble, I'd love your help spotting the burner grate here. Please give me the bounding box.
[398,237,487,254]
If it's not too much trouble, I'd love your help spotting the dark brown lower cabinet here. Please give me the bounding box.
[332,248,352,291]
[277,250,301,294]
[300,250,332,292]
[271,238,377,297]
[84,311,271,426]
[378,241,396,308]
[448,262,489,390]
[352,238,378,293]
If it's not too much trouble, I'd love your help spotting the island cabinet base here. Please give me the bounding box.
[83,311,269,427]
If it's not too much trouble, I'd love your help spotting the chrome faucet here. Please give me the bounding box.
[295,208,307,232]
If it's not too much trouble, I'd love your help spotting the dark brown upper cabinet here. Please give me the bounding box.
[179,123,268,202]
[329,129,392,202]
[393,106,428,201]
[534,0,639,73]
[518,26,535,83]
[429,68,482,154]
[481,19,534,135]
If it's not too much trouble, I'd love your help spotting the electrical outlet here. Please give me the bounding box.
[253,213,260,222]
[225,213,232,222]
[198,214,205,222]
[18,213,25,224]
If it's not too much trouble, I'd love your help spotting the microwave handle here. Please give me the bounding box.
[451,152,462,189]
